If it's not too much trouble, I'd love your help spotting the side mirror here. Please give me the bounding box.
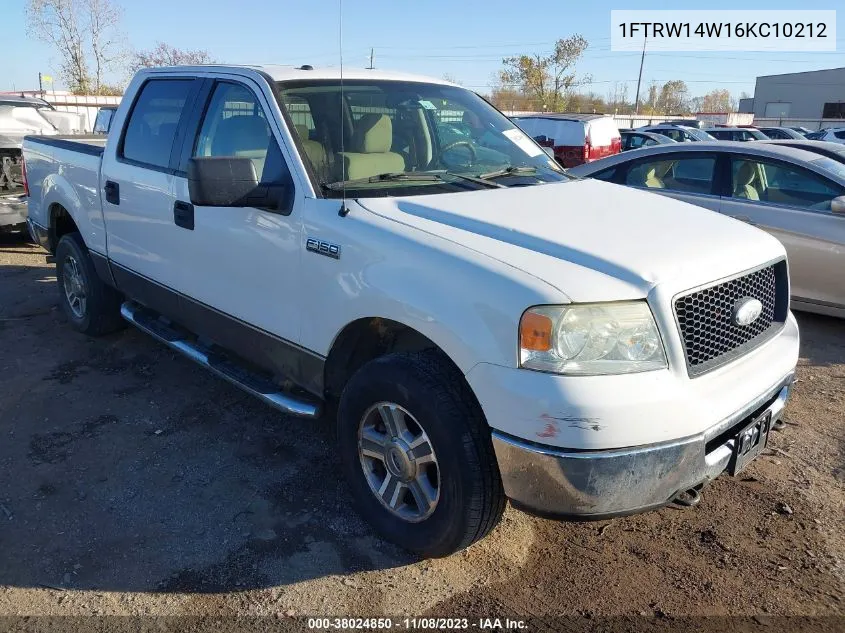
[188,157,284,210]
[831,196,845,214]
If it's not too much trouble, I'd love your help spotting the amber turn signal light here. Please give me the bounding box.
[520,311,553,352]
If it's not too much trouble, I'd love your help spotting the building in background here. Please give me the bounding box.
[750,67,845,120]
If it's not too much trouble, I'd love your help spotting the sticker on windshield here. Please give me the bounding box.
[503,128,544,157]
[418,100,437,110]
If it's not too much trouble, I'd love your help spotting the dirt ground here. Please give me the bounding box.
[0,232,842,629]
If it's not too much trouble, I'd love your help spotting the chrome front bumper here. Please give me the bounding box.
[492,373,793,518]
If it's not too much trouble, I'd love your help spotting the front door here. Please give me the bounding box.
[170,78,309,382]
[720,155,845,308]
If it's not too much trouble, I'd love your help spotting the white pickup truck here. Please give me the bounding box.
[23,65,799,557]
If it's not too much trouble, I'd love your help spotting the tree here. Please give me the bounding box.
[87,0,125,94]
[131,42,215,71]
[27,0,125,94]
[499,34,590,112]
[693,89,736,113]
[656,80,689,114]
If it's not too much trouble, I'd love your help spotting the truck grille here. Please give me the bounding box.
[674,261,788,376]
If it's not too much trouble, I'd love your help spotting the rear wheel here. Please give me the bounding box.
[55,233,124,336]
[337,350,505,557]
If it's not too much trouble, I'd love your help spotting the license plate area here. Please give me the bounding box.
[728,410,772,476]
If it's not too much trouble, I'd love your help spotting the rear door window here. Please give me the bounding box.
[121,79,195,169]
[626,155,716,194]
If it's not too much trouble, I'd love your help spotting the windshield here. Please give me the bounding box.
[688,128,717,141]
[811,157,845,181]
[276,79,569,198]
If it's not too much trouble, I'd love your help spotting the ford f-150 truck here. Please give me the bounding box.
[22,65,799,557]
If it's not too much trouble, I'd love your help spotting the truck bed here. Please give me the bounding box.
[23,134,107,252]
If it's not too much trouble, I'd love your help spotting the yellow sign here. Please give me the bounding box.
[42,75,53,83]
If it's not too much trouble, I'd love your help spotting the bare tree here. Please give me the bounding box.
[499,34,590,112]
[27,0,90,93]
[132,42,215,71]
[27,0,125,94]
[86,0,124,94]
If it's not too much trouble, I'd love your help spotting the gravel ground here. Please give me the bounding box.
[0,233,842,629]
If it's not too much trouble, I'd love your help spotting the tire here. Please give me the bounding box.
[337,349,505,557]
[55,232,124,336]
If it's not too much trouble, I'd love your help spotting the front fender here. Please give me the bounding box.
[301,199,566,374]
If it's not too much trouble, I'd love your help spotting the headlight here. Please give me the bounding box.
[519,302,667,375]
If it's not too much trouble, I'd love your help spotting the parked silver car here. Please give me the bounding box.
[569,142,845,317]
[638,124,716,143]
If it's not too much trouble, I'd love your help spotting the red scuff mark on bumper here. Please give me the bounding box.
[537,418,559,438]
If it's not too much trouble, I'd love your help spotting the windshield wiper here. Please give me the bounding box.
[477,166,539,180]
[322,171,504,191]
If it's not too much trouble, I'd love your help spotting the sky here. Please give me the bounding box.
[3,0,844,102]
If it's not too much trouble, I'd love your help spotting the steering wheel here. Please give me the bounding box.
[440,139,477,164]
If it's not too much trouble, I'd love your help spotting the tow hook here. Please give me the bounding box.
[672,487,702,508]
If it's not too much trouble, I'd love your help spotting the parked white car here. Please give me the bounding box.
[23,65,798,557]
[806,127,845,145]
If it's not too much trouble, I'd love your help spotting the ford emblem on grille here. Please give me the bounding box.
[733,297,763,326]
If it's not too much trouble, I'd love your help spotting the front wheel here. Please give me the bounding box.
[337,350,505,557]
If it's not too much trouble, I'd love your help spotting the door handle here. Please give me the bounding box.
[174,200,194,230]
[729,214,757,226]
[104,180,119,205]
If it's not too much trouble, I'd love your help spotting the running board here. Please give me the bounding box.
[120,302,321,418]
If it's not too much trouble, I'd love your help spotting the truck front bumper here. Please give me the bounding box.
[492,373,792,518]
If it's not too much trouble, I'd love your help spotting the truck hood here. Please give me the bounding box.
[357,179,785,302]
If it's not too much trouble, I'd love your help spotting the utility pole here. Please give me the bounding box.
[367,48,374,69]
[39,72,43,97]
[634,36,647,114]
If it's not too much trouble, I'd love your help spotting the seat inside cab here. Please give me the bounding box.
[208,114,271,178]
[338,114,405,180]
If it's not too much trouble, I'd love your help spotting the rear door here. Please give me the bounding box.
[620,152,721,211]
[719,153,845,307]
[101,76,202,292]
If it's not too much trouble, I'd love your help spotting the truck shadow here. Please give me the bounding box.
[0,255,414,594]
[794,310,845,367]
[0,249,843,596]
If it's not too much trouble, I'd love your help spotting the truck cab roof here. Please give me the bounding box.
[137,64,457,86]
